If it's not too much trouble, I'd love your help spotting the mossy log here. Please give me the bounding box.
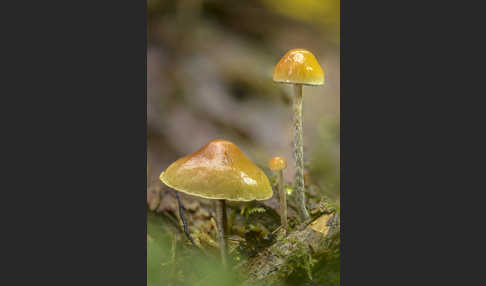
[149,181,340,284]
[241,212,340,284]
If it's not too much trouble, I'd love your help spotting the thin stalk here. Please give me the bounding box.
[278,170,288,235]
[175,191,196,246]
[215,199,228,267]
[293,84,310,221]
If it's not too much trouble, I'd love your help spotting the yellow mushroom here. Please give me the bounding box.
[160,139,272,266]
[273,48,324,86]
[273,48,324,222]
[269,156,288,235]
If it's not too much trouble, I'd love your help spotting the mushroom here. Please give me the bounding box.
[273,48,324,221]
[269,156,288,235]
[159,139,273,266]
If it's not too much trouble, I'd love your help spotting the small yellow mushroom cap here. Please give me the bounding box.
[269,156,286,171]
[273,48,324,86]
[160,139,273,201]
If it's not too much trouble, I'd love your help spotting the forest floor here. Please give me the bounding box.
[147,174,340,286]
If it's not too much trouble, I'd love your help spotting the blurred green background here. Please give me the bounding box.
[147,0,340,285]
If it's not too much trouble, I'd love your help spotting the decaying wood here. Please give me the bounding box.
[241,212,340,284]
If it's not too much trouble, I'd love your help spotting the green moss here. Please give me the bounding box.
[286,241,317,280]
[245,206,266,219]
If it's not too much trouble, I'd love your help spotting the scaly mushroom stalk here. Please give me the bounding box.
[292,84,309,221]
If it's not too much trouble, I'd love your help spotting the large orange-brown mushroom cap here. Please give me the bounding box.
[160,139,273,201]
[273,48,324,86]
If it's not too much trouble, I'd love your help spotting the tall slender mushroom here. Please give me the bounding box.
[273,48,324,222]
[159,139,273,267]
[269,156,288,235]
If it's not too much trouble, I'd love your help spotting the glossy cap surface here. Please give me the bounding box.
[269,156,286,171]
[160,139,273,201]
[273,48,324,85]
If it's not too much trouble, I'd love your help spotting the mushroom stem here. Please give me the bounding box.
[277,170,288,235]
[174,191,196,246]
[215,199,228,267]
[293,84,310,221]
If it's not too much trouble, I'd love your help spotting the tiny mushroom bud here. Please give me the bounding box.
[269,156,287,172]
[160,139,272,267]
[269,156,288,235]
[273,48,324,222]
